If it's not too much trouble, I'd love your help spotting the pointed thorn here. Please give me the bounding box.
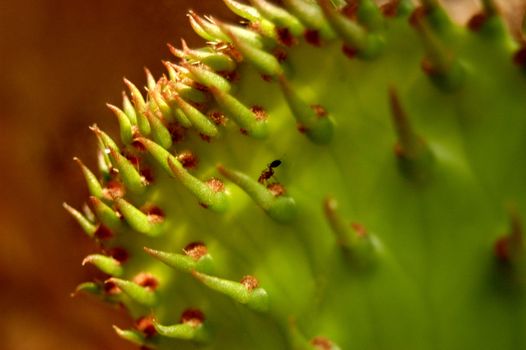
[167,157,228,212]
[282,0,336,41]
[88,196,123,232]
[162,60,178,81]
[115,198,164,237]
[82,254,123,276]
[73,157,104,198]
[412,1,452,34]
[106,103,133,145]
[144,67,156,90]
[209,86,268,138]
[168,42,185,59]
[122,91,138,125]
[192,271,269,312]
[172,94,218,137]
[149,88,174,123]
[153,310,209,343]
[89,124,119,152]
[217,164,296,223]
[177,40,237,72]
[223,0,262,23]
[249,0,305,37]
[144,243,214,274]
[96,149,112,181]
[108,148,146,194]
[323,196,376,267]
[317,0,384,59]
[278,75,333,144]
[388,88,433,181]
[216,19,283,77]
[106,277,158,307]
[134,137,173,174]
[412,16,464,92]
[72,281,103,297]
[187,10,230,42]
[168,80,208,104]
[112,325,149,346]
[123,78,151,135]
[182,61,232,92]
[144,110,173,149]
[123,78,146,112]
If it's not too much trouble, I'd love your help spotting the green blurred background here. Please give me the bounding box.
[0,1,523,349]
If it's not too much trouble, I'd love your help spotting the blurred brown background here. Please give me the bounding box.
[0,1,524,349]
[0,1,234,349]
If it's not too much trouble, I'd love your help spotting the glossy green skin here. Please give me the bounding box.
[71,3,526,350]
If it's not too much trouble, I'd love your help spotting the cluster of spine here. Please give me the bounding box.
[64,0,526,349]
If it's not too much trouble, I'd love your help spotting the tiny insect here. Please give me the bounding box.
[258,160,282,184]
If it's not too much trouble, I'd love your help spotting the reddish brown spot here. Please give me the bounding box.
[184,242,208,261]
[124,153,141,166]
[142,205,165,224]
[297,123,308,134]
[180,308,205,327]
[140,168,154,183]
[304,29,321,46]
[131,139,147,152]
[351,222,367,237]
[168,122,187,143]
[133,273,159,291]
[177,151,199,169]
[277,27,295,47]
[249,21,262,35]
[241,275,259,291]
[209,111,227,126]
[109,247,129,263]
[273,47,288,63]
[393,142,405,157]
[267,183,286,197]
[494,236,511,263]
[103,180,125,200]
[513,47,526,67]
[251,105,267,121]
[420,57,438,76]
[191,80,209,92]
[221,70,239,83]
[381,1,400,17]
[409,6,427,28]
[311,336,334,350]
[240,128,249,135]
[311,104,327,117]
[468,12,488,32]
[94,225,113,240]
[136,315,156,338]
[199,134,212,143]
[261,74,273,82]
[206,178,225,193]
[342,1,359,19]
[342,44,359,59]
[103,280,121,295]
[224,44,243,62]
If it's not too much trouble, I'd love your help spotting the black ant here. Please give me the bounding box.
[258,160,282,184]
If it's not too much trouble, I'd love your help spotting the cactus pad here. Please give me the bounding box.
[65,1,526,349]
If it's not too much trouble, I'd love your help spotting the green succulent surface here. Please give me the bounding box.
[64,0,526,349]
